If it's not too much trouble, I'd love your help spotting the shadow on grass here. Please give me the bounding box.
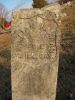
[56,53,75,100]
[0,50,11,58]
[0,50,12,100]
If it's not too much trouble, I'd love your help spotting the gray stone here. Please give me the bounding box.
[11,4,61,100]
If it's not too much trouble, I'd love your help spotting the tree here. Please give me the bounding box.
[0,3,8,19]
[32,0,49,8]
[58,0,74,4]
[0,3,12,22]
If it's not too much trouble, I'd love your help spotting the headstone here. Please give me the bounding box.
[11,5,61,100]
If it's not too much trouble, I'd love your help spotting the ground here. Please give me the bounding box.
[0,33,11,100]
[56,1,75,100]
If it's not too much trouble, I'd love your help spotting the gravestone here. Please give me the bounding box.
[11,4,61,100]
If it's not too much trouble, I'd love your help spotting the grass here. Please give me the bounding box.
[56,2,75,100]
[0,32,11,99]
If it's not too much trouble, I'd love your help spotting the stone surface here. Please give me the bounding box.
[11,4,61,100]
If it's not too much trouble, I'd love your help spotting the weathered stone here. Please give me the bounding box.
[11,4,61,100]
